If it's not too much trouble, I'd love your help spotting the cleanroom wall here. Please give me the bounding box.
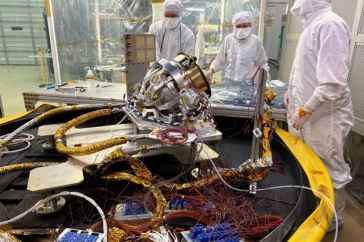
[0,0,47,65]
[48,0,152,83]
[48,0,263,83]
[337,0,364,208]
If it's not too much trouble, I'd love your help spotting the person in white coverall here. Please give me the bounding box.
[206,11,270,87]
[286,0,353,232]
[148,0,195,61]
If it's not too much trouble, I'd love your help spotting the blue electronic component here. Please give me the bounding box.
[124,200,146,215]
[169,196,214,211]
[57,229,105,242]
[170,196,187,210]
[188,223,239,242]
[190,226,204,239]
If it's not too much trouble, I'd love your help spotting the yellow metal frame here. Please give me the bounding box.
[275,127,334,241]
[0,111,33,125]
[0,104,56,125]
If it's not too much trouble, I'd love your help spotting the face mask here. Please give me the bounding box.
[234,27,251,39]
[164,17,181,29]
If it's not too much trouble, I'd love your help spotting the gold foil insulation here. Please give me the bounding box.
[54,109,128,156]
[0,162,62,174]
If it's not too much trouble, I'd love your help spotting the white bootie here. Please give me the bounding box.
[327,187,346,233]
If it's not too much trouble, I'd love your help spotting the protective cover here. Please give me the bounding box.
[49,0,262,82]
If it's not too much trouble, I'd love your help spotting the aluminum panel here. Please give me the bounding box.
[348,43,364,136]
[332,0,358,30]
[357,3,364,34]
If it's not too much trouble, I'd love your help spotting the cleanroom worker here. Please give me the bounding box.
[286,0,353,233]
[206,11,270,85]
[148,0,195,61]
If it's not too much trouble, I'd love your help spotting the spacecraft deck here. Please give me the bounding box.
[0,110,317,241]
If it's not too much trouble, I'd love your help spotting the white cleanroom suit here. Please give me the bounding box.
[148,0,195,61]
[287,0,354,232]
[209,11,270,84]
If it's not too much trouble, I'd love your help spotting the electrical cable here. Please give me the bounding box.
[0,162,62,174]
[110,109,135,137]
[0,104,122,150]
[0,133,34,142]
[0,133,34,155]
[154,127,189,146]
[201,148,339,242]
[0,191,108,242]
[0,141,31,155]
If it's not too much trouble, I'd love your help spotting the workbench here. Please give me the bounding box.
[22,82,287,121]
[22,81,127,111]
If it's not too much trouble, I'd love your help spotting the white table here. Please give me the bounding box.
[23,81,126,110]
[23,81,286,120]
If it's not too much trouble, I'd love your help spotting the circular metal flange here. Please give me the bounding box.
[36,197,66,215]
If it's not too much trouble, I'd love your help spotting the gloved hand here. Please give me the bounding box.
[205,71,213,84]
[291,106,312,130]
[284,90,289,107]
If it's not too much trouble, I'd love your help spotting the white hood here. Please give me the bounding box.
[291,0,331,23]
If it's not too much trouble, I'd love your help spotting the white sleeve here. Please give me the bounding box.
[182,28,196,56]
[210,37,229,73]
[313,20,350,103]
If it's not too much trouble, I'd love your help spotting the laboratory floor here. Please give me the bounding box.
[322,195,364,242]
[1,65,364,241]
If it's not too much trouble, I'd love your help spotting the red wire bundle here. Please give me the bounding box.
[155,127,189,145]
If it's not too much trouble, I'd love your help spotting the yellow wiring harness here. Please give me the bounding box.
[54,109,128,156]
[84,148,167,218]
[239,87,277,182]
[0,162,62,174]
[1,103,117,150]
